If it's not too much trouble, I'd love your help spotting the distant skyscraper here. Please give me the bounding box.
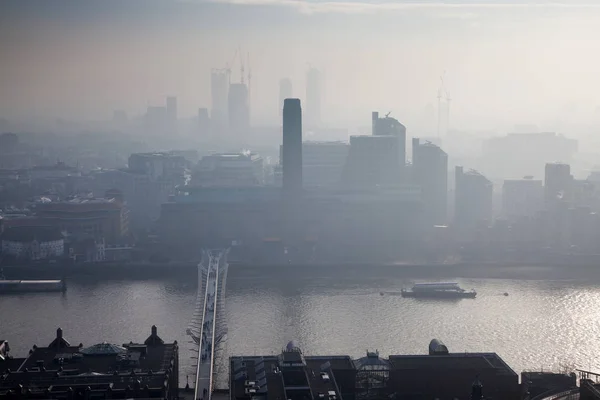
[198,108,209,133]
[544,163,572,204]
[144,106,168,134]
[279,79,293,116]
[282,98,303,199]
[228,83,250,133]
[413,138,448,226]
[166,96,177,123]
[371,111,407,182]
[306,68,321,127]
[455,166,493,229]
[211,69,230,128]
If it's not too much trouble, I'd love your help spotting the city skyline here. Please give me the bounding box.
[2,0,600,134]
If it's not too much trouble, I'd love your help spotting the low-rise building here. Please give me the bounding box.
[192,153,264,187]
[1,226,64,260]
[0,326,179,400]
[230,340,520,400]
[230,343,348,400]
[34,196,129,245]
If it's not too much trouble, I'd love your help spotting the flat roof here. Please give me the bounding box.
[230,354,346,400]
[389,353,517,376]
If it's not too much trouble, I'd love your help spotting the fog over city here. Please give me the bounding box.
[4,2,600,400]
[2,0,600,136]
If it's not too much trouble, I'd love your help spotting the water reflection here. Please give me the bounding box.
[1,267,600,390]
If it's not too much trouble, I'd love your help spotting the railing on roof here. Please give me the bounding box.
[532,388,579,400]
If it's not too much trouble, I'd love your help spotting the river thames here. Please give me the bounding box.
[1,264,600,388]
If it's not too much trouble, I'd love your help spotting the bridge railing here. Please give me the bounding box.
[193,250,214,400]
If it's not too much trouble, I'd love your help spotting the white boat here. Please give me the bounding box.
[401,282,477,299]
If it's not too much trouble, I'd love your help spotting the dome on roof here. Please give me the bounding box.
[286,340,299,351]
[354,352,390,370]
[80,343,127,355]
[429,339,449,355]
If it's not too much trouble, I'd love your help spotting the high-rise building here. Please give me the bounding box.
[306,68,321,127]
[372,111,407,181]
[228,83,250,133]
[455,166,493,228]
[342,135,401,188]
[198,108,209,132]
[282,98,303,199]
[413,138,448,226]
[279,78,293,116]
[482,132,577,179]
[544,163,572,205]
[211,69,230,127]
[502,178,543,219]
[144,106,168,134]
[372,111,406,138]
[166,96,177,123]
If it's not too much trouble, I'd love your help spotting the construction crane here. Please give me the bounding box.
[247,52,252,114]
[437,71,451,137]
[240,46,245,85]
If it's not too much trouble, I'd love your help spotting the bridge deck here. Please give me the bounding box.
[193,251,222,400]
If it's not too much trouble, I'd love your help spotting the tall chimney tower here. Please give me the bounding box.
[282,98,303,199]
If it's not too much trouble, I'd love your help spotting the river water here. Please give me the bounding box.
[1,265,600,388]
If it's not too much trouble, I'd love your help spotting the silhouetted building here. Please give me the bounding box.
[229,343,349,400]
[0,133,18,153]
[0,326,179,400]
[342,135,401,187]
[198,108,210,132]
[482,132,577,179]
[502,178,543,219]
[455,166,493,229]
[302,141,349,188]
[34,196,129,245]
[192,153,264,187]
[144,106,168,134]
[372,111,407,182]
[211,69,230,128]
[545,163,572,205]
[372,111,406,138]
[306,68,321,127]
[230,341,520,400]
[166,96,177,130]
[282,98,303,200]
[279,78,293,116]
[413,138,448,226]
[1,226,64,260]
[128,152,187,180]
[228,83,250,133]
[276,141,349,187]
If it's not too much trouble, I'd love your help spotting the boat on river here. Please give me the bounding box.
[401,282,476,299]
[0,270,66,294]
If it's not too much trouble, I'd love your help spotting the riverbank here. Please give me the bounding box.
[2,258,599,281]
[0,261,198,279]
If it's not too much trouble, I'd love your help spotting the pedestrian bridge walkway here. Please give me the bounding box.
[186,249,228,400]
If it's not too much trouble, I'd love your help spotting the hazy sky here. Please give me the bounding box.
[1,0,600,133]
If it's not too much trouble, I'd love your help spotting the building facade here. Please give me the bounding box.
[455,166,493,229]
[412,138,448,227]
[1,226,64,260]
[502,178,544,219]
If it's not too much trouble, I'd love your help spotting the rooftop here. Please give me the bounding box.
[230,347,345,400]
[0,326,178,399]
[389,352,517,376]
[1,226,63,243]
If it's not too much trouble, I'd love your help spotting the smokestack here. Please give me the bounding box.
[282,98,303,198]
[372,112,379,135]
